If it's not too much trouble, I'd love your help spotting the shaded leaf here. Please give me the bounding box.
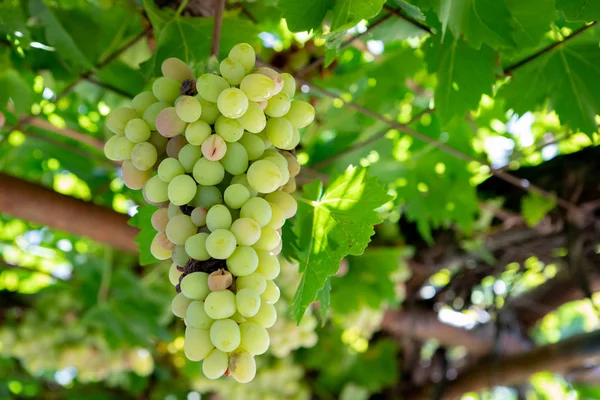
[556,0,600,21]
[277,0,334,32]
[521,192,556,227]
[330,0,386,33]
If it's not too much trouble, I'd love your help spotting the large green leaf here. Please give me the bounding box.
[556,0,600,21]
[506,0,556,48]
[329,0,386,32]
[291,166,391,323]
[0,0,31,46]
[277,0,334,32]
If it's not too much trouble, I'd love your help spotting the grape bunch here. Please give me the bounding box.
[103,43,314,383]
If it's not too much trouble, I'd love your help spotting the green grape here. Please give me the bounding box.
[264,92,291,118]
[230,218,262,246]
[202,349,228,379]
[240,74,275,102]
[285,100,315,129]
[193,185,223,208]
[185,233,211,261]
[239,322,269,355]
[143,102,169,130]
[156,107,187,138]
[149,131,168,154]
[184,327,214,361]
[230,174,258,197]
[157,157,184,182]
[168,174,197,206]
[248,302,277,328]
[198,98,220,124]
[144,175,169,203]
[186,301,214,329]
[284,128,301,150]
[217,88,249,119]
[256,67,284,96]
[261,279,280,304]
[265,190,297,218]
[229,43,256,73]
[103,135,120,161]
[280,151,300,176]
[214,115,244,142]
[229,351,256,383]
[247,159,282,193]
[210,319,240,352]
[255,251,280,279]
[172,293,193,318]
[193,158,225,186]
[107,106,137,135]
[220,57,246,85]
[168,202,183,218]
[172,245,190,267]
[201,134,227,161]
[238,101,267,134]
[220,142,248,175]
[226,245,258,276]
[239,132,265,160]
[265,117,294,149]
[185,120,212,145]
[224,184,251,209]
[176,95,202,123]
[263,154,290,185]
[191,207,208,226]
[256,129,271,148]
[151,233,172,260]
[121,160,152,190]
[178,143,203,172]
[152,77,181,104]
[240,197,272,227]
[169,263,182,286]
[236,289,261,318]
[266,202,286,229]
[132,91,158,114]
[125,118,151,143]
[253,227,281,251]
[181,272,210,300]
[166,214,197,245]
[151,208,169,232]
[166,135,188,158]
[196,74,230,102]
[113,136,135,160]
[204,290,236,319]
[206,204,232,231]
[205,229,237,259]
[131,142,158,171]
[236,273,266,294]
[281,73,296,99]
[161,57,194,82]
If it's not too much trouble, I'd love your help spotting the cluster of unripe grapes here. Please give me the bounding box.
[103,43,314,383]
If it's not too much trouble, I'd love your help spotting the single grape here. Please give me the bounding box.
[253,227,281,251]
[266,202,286,229]
[265,190,297,218]
[193,185,223,208]
[184,327,214,361]
[104,135,120,161]
[255,251,280,279]
[204,290,236,319]
[229,218,262,246]
[208,269,233,291]
[169,263,182,286]
[226,245,258,277]
[157,157,185,182]
[264,92,291,118]
[239,131,265,160]
[113,136,135,160]
[151,208,169,232]
[231,311,245,323]
[132,91,158,114]
[185,120,212,146]
[283,177,296,193]
[240,74,275,102]
[220,141,248,175]
[217,88,249,119]
[261,279,280,304]
[256,129,271,148]
[202,349,228,379]
[168,174,197,206]
[131,142,158,171]
[231,174,258,197]
[248,302,277,328]
[265,117,294,149]
[240,197,272,227]
[220,57,246,85]
[172,245,190,267]
[125,118,151,143]
[149,131,168,154]
[229,351,256,383]
[178,143,203,173]
[186,301,214,329]
[121,160,152,190]
[206,204,232,231]
[205,229,237,259]
[214,115,244,142]
[185,232,211,261]
[210,319,240,352]
[161,57,194,82]
[198,98,220,124]
[168,201,183,218]
[281,73,296,98]
[165,214,197,245]
[191,207,208,226]
[172,293,193,318]
[196,74,230,102]
[107,107,137,135]
[236,273,266,294]
[285,100,315,129]
[166,135,188,158]
[201,134,227,161]
[256,67,284,96]
[153,77,181,104]
[224,184,251,209]
[156,107,187,138]
[283,128,301,150]
[180,272,210,300]
[157,232,175,251]
[143,102,169,130]
[236,289,261,318]
[193,158,225,186]
[144,175,169,203]
[247,159,282,193]
[151,233,172,260]
[228,43,256,73]
[239,321,270,355]
[176,95,202,123]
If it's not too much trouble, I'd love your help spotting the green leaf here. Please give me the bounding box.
[349,339,398,391]
[0,0,31,46]
[277,0,334,32]
[330,0,386,33]
[128,204,159,266]
[316,278,331,324]
[94,61,147,97]
[506,0,556,49]
[291,166,392,323]
[521,192,556,227]
[556,0,600,21]
[426,33,496,124]
[389,0,427,21]
[0,70,33,116]
[142,0,173,36]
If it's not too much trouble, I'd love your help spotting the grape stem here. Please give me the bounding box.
[210,0,227,57]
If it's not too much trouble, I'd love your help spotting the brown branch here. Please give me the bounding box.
[383,4,434,35]
[0,173,137,253]
[24,117,106,152]
[210,0,226,57]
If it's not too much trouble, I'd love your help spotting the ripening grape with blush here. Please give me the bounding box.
[103,43,314,383]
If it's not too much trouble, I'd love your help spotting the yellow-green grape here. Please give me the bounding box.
[215,115,244,142]
[172,292,193,318]
[226,245,258,276]
[239,132,265,160]
[178,143,203,173]
[240,74,275,102]
[265,190,297,218]
[176,95,202,123]
[202,349,228,379]
[210,319,240,352]
[168,202,183,219]
[196,74,230,102]
[125,118,151,143]
[247,159,282,193]
[113,136,135,160]
[280,73,296,99]
[194,185,223,208]
[157,157,184,182]
[217,88,249,119]
[161,57,194,82]
[204,290,236,319]
[156,107,187,138]
[153,76,181,104]
[206,204,232,231]
[248,302,277,328]
[280,151,300,177]
[168,174,197,206]
[144,175,169,203]
[240,197,272,227]
[191,207,208,227]
[184,327,214,361]
[151,208,169,232]
[143,102,169,130]
[284,100,315,129]
[166,135,188,158]
[205,229,237,259]
[185,120,212,145]
[169,263,182,286]
[185,233,211,261]
[198,98,220,124]
[149,131,168,154]
[106,106,137,135]
[236,289,261,318]
[132,91,158,114]
[104,135,120,161]
[228,43,256,73]
[121,160,152,190]
[255,67,284,96]
[228,351,256,383]
[166,214,197,245]
[151,233,172,260]
[237,101,267,133]
[261,280,280,304]
[131,142,158,171]
[186,301,214,329]
[231,174,258,197]
[236,273,266,294]
[220,142,248,175]
[253,227,281,251]
[230,217,262,246]
[239,321,270,355]
[180,272,210,300]
[266,202,286,229]
[224,184,251,209]
[266,117,294,149]
[193,158,225,186]
[201,134,227,161]
[265,92,291,118]
[284,128,301,150]
[172,244,190,267]
[255,251,280,280]
[220,57,245,85]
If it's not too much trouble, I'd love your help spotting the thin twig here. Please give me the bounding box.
[383,4,434,35]
[210,0,226,57]
[175,0,190,16]
[497,132,574,172]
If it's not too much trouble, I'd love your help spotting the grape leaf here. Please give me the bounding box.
[0,0,31,47]
[128,204,159,266]
[316,277,331,325]
[389,0,427,22]
[521,192,556,227]
[277,0,334,32]
[142,0,173,36]
[0,70,33,116]
[556,0,600,21]
[330,0,386,33]
[506,0,556,49]
[291,166,392,323]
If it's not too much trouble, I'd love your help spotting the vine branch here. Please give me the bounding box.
[210,0,226,57]
[383,4,434,35]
